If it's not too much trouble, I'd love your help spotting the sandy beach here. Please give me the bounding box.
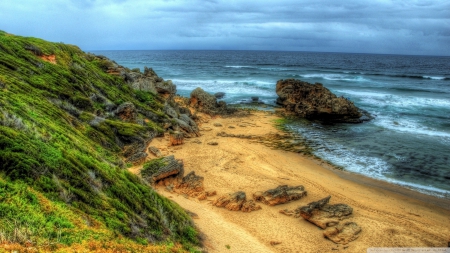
[129,110,450,253]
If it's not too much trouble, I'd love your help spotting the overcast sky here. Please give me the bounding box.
[1,0,449,55]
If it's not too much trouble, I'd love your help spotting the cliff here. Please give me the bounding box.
[0,31,199,251]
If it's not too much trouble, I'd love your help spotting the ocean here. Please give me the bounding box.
[94,50,450,198]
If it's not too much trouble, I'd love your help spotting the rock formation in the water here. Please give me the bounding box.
[276,79,368,123]
[212,191,261,212]
[253,185,307,206]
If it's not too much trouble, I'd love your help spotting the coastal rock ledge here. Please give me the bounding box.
[276,79,368,123]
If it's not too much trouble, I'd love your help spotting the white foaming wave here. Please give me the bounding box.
[302,73,369,82]
[336,90,450,108]
[423,76,446,80]
[311,137,450,198]
[224,65,255,69]
[172,79,276,97]
[375,116,450,139]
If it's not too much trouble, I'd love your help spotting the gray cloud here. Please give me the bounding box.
[0,0,448,55]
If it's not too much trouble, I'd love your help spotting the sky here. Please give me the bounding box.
[0,0,449,55]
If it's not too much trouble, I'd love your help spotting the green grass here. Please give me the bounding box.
[0,31,198,250]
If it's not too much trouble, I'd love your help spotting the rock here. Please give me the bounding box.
[323,222,362,244]
[214,92,226,99]
[270,241,282,246]
[164,104,178,119]
[178,114,200,136]
[151,155,184,183]
[251,96,259,102]
[207,142,218,146]
[276,79,366,123]
[212,191,261,212]
[174,171,205,197]
[115,102,137,122]
[190,87,235,115]
[298,196,353,229]
[213,123,223,127]
[155,80,176,99]
[148,146,163,157]
[253,185,307,206]
[169,131,184,146]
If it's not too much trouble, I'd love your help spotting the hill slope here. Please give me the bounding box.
[0,31,199,251]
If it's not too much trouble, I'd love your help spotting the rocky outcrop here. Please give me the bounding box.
[276,79,367,123]
[214,92,225,99]
[190,87,235,115]
[169,131,184,146]
[174,171,216,200]
[150,155,184,183]
[253,185,307,206]
[298,196,361,244]
[115,102,137,122]
[212,191,261,212]
[298,196,352,229]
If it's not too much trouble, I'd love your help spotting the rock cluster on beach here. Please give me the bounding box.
[276,79,368,123]
[281,196,362,244]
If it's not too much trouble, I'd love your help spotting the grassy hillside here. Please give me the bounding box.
[0,31,199,252]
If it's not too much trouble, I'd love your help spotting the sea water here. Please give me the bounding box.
[94,50,450,198]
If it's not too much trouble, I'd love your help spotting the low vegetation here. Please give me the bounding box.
[0,31,199,251]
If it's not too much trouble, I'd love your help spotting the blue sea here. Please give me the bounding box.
[94,50,450,198]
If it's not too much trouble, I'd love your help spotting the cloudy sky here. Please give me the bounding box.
[0,0,449,55]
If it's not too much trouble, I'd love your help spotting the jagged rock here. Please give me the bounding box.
[155,80,176,99]
[190,87,235,115]
[214,92,225,99]
[212,191,261,212]
[164,104,178,119]
[169,131,184,146]
[174,171,204,197]
[253,185,307,206]
[122,134,155,164]
[276,79,366,123]
[298,196,353,229]
[323,222,362,244]
[148,146,163,157]
[151,155,184,183]
[115,102,137,122]
[178,114,200,136]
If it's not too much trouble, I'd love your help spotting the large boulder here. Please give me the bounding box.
[190,87,235,115]
[276,79,366,123]
[141,155,184,183]
[253,185,307,206]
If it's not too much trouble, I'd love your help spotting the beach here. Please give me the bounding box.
[129,110,450,253]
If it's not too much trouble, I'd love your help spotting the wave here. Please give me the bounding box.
[301,73,369,82]
[224,65,256,69]
[374,116,450,139]
[370,73,449,80]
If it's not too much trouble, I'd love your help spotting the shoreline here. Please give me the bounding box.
[131,109,450,252]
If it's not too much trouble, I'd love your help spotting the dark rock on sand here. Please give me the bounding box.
[148,146,163,157]
[276,79,367,123]
[323,222,362,244]
[213,191,261,212]
[298,196,353,229]
[253,185,307,206]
